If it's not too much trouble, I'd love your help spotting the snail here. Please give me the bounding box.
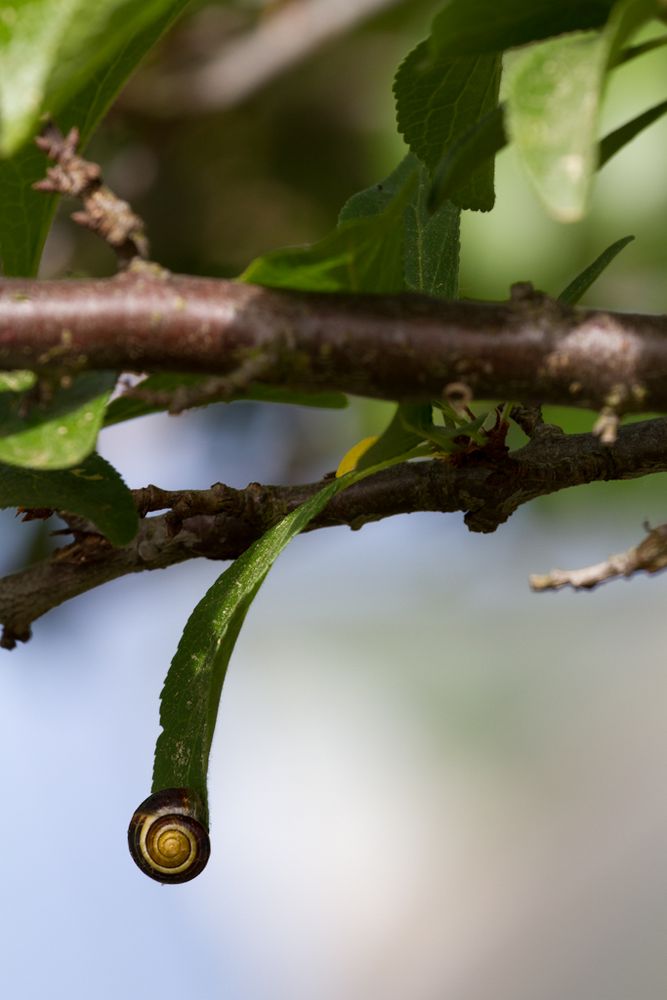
[128,787,210,883]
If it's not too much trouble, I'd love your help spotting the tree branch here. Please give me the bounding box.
[1,274,667,412]
[3,416,667,648]
[530,522,667,592]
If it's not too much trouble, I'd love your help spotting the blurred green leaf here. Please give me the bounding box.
[0,371,115,469]
[0,0,190,276]
[0,450,137,545]
[394,41,501,211]
[355,404,430,471]
[505,0,655,221]
[558,235,634,304]
[104,373,348,426]
[430,0,615,55]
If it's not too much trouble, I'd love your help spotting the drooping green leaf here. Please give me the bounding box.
[0,0,190,276]
[394,41,501,211]
[104,373,348,427]
[430,0,615,56]
[0,371,115,469]
[505,0,656,221]
[242,156,418,293]
[0,450,137,545]
[404,166,460,298]
[152,458,406,813]
[557,235,635,304]
[599,98,667,168]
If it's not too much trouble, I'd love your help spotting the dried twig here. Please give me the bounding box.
[34,122,149,265]
[530,522,667,592]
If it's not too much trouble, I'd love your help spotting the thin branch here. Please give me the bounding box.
[530,522,667,592]
[34,123,149,265]
[3,416,667,648]
[123,0,406,117]
[1,273,667,412]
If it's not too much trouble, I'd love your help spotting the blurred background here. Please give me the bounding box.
[2,1,667,997]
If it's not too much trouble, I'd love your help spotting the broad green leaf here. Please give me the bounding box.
[152,459,404,813]
[242,156,418,293]
[404,164,460,297]
[0,0,190,276]
[0,371,115,469]
[104,373,348,427]
[394,41,501,211]
[557,235,634,304]
[0,450,137,545]
[431,0,615,56]
[354,404,430,471]
[505,0,656,221]
[428,104,508,213]
[599,98,667,168]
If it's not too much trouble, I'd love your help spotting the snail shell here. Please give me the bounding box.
[128,787,210,884]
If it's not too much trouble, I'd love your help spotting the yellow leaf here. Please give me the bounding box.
[336,436,379,478]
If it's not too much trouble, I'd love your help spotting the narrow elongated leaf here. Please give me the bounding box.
[242,156,418,293]
[0,0,190,276]
[506,0,655,221]
[0,371,116,469]
[558,235,634,304]
[0,450,137,545]
[152,460,402,811]
[104,374,348,427]
[394,42,501,211]
[599,99,667,168]
[430,0,615,56]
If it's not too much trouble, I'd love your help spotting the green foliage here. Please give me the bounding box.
[505,0,657,220]
[0,372,115,469]
[394,43,501,211]
[0,450,137,545]
[0,0,190,276]
[558,235,635,305]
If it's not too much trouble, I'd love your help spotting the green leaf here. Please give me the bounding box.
[355,404,431,471]
[152,458,404,814]
[0,0,190,276]
[104,374,348,427]
[0,371,115,469]
[557,235,635,304]
[598,98,667,168]
[394,41,501,211]
[404,166,460,298]
[428,104,508,213]
[242,156,418,293]
[430,0,615,56]
[0,450,137,545]
[505,0,656,221]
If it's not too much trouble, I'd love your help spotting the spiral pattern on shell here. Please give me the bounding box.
[128,787,210,883]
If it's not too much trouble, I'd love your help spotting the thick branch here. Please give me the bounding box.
[1,274,667,412]
[3,417,667,647]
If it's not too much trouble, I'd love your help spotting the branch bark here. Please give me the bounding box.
[1,273,667,412]
[3,416,667,648]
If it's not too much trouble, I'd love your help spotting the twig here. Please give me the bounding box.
[34,123,149,266]
[530,522,667,592]
[0,275,667,413]
[3,417,667,647]
[123,0,406,117]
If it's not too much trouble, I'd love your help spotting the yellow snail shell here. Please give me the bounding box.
[128,787,210,883]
